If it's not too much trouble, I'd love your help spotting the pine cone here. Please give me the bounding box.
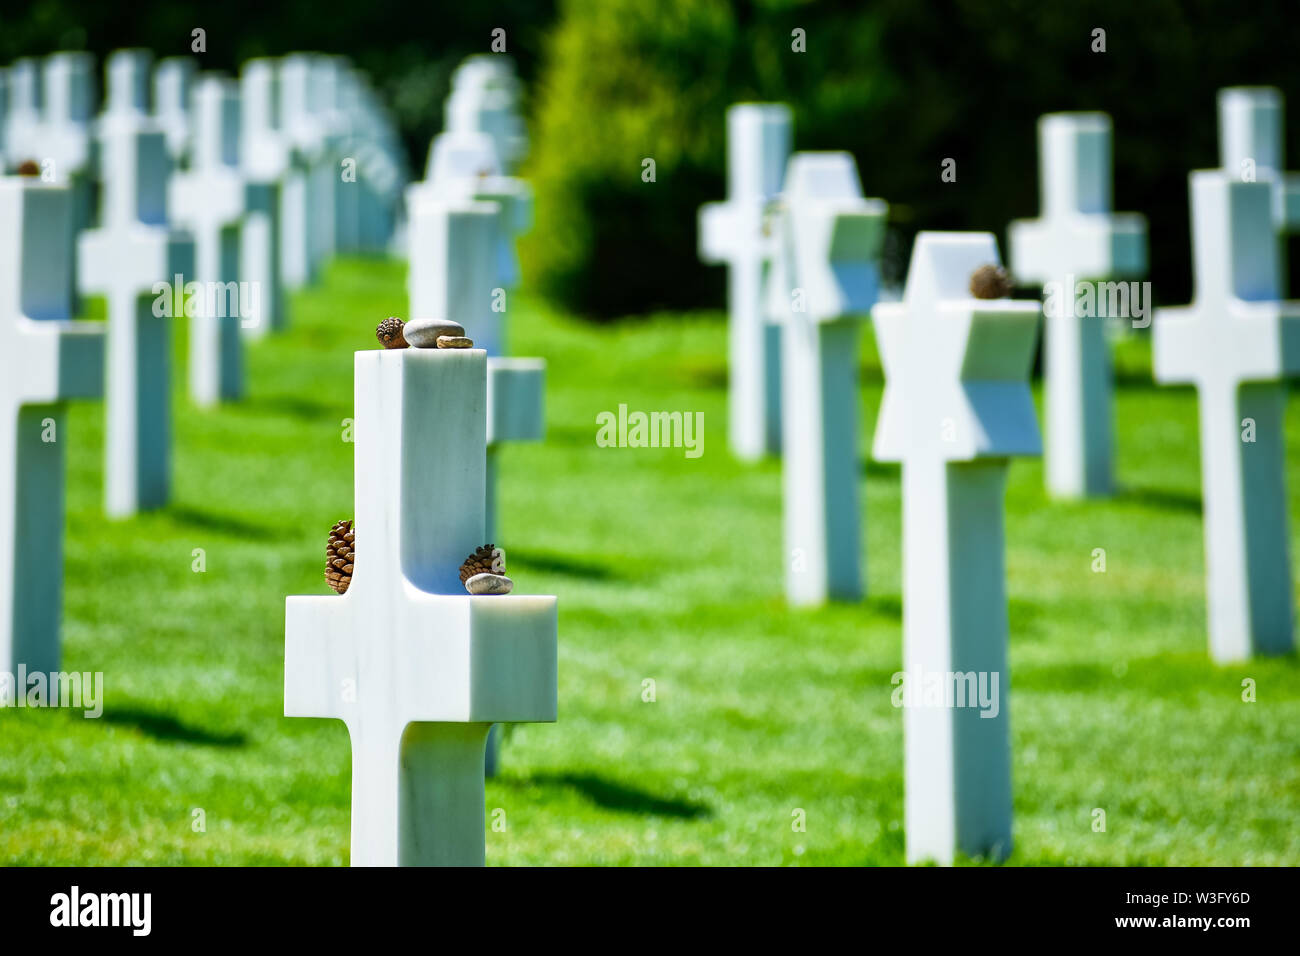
[376,317,408,349]
[326,519,355,594]
[970,264,1014,300]
[459,544,505,584]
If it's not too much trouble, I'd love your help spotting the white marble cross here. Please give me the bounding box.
[337,68,404,253]
[444,55,527,174]
[3,59,43,167]
[872,232,1040,865]
[238,59,286,339]
[39,53,95,215]
[1218,87,1300,232]
[284,347,557,866]
[79,71,194,517]
[153,57,196,167]
[1154,172,1300,661]
[766,152,886,607]
[278,54,327,288]
[0,177,104,675]
[1008,113,1147,498]
[699,104,792,463]
[412,130,532,335]
[170,75,247,406]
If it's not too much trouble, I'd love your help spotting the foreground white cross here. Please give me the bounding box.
[170,75,246,406]
[1218,87,1300,233]
[79,76,194,516]
[768,152,886,606]
[1009,113,1147,498]
[1154,172,1300,661]
[285,347,557,866]
[699,104,792,462]
[872,232,1040,865]
[0,177,104,674]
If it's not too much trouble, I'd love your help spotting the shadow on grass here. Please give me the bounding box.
[1116,484,1202,515]
[511,772,711,819]
[168,505,285,540]
[861,458,900,480]
[102,707,247,748]
[509,550,620,581]
[239,393,344,421]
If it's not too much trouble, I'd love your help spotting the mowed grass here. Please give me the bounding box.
[1,256,1298,865]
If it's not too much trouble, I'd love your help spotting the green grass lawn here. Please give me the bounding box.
[2,256,1298,865]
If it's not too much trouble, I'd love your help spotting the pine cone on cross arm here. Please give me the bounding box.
[326,519,355,594]
[459,544,505,584]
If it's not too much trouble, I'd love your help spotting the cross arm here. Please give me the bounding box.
[14,317,104,403]
[488,358,546,444]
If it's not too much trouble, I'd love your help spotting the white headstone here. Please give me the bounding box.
[1153,172,1300,661]
[284,347,557,866]
[0,177,104,674]
[238,59,286,339]
[80,71,194,516]
[1008,113,1147,498]
[169,75,247,406]
[699,104,792,462]
[1218,87,1300,232]
[38,53,97,303]
[767,152,886,606]
[872,232,1041,865]
[153,57,196,165]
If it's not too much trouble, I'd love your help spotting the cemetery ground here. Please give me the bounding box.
[1,258,1298,867]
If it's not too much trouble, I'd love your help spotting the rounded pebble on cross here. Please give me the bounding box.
[376,317,409,349]
[436,335,475,349]
[16,159,40,177]
[402,318,466,348]
[970,264,1014,299]
[465,572,514,595]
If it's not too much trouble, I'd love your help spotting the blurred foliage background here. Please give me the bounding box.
[4,0,1300,318]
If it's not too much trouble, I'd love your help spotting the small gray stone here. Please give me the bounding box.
[436,335,475,349]
[465,572,514,595]
[403,318,466,348]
